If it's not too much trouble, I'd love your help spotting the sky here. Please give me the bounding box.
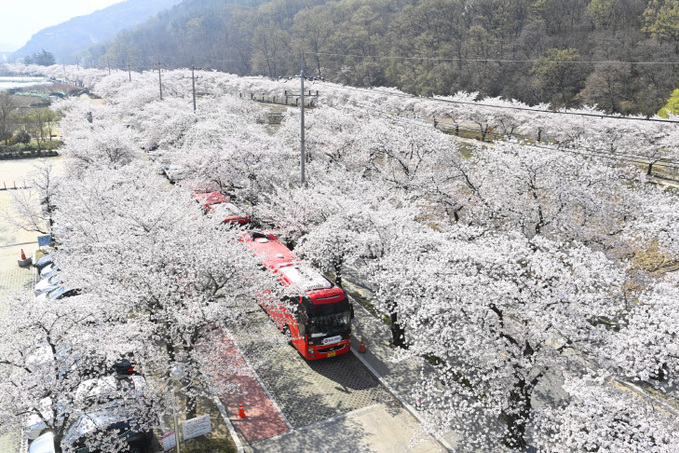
[0,0,125,51]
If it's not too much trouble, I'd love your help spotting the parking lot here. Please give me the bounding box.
[0,157,63,453]
[0,157,63,278]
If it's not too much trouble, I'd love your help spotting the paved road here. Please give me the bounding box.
[251,403,442,453]
[213,302,445,453]
[228,307,394,427]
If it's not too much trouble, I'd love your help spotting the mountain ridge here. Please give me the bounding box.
[91,0,679,116]
[12,0,182,65]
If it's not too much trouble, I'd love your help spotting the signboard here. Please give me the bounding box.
[38,235,52,247]
[323,335,342,345]
[183,414,211,440]
[161,431,177,451]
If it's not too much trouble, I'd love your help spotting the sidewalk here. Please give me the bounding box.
[206,330,290,444]
[343,279,457,452]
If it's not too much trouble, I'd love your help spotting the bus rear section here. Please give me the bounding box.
[193,191,251,225]
[241,231,354,360]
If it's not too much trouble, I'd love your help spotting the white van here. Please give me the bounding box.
[28,432,55,453]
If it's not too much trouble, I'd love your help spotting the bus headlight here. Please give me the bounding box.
[308,347,315,356]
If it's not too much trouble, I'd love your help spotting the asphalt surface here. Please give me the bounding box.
[215,297,446,453]
[228,307,394,429]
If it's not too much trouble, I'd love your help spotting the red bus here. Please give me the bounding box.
[241,231,354,360]
[193,192,250,225]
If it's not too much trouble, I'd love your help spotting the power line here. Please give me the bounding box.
[93,50,679,124]
[313,51,679,66]
[332,84,679,124]
[90,53,679,125]
[340,101,679,169]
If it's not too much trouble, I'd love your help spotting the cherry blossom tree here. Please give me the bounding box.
[55,101,141,176]
[0,162,61,235]
[0,294,159,453]
[53,162,276,417]
[532,374,679,452]
[598,272,679,385]
[11,61,677,452]
[393,228,627,450]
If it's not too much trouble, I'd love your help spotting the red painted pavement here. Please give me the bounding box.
[206,330,289,443]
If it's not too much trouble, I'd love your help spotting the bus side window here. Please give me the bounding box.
[281,295,295,312]
[297,310,307,336]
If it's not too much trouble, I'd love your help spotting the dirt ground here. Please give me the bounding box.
[0,157,63,274]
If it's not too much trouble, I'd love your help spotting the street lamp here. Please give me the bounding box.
[169,365,184,453]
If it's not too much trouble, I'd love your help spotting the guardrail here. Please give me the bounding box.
[0,181,30,191]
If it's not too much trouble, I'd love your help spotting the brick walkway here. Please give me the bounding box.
[228,308,394,430]
[203,329,290,443]
[0,267,35,453]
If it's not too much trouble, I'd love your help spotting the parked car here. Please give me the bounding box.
[162,164,189,184]
[39,263,59,280]
[34,275,63,296]
[35,286,81,303]
[33,254,54,272]
[27,404,152,453]
[26,375,149,443]
[79,353,141,380]
[110,355,140,376]
[28,432,55,453]
[66,408,153,453]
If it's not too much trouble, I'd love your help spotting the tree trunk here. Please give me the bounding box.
[335,260,343,287]
[389,311,407,348]
[501,378,532,450]
[53,431,64,453]
[186,392,197,420]
[166,343,176,361]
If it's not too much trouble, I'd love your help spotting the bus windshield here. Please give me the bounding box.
[308,310,352,338]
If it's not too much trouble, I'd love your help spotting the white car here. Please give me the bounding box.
[25,374,147,442]
[39,263,59,280]
[28,432,55,453]
[162,164,189,184]
[35,286,81,303]
[34,275,63,296]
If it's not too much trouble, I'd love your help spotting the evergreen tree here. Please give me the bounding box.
[33,49,56,66]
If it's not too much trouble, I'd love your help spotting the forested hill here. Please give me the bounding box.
[12,0,182,67]
[93,0,679,115]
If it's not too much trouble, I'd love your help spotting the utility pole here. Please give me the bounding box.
[155,62,164,101]
[300,53,306,186]
[127,62,132,82]
[191,65,202,112]
[106,56,111,75]
[285,53,319,186]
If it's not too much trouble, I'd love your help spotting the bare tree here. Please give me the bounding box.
[0,91,18,146]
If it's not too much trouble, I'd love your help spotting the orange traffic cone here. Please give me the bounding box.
[237,401,246,419]
[20,249,27,260]
[359,337,366,353]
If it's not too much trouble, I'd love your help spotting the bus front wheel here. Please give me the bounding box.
[283,325,292,345]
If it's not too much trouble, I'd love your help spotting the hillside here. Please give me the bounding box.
[94,0,679,116]
[12,0,182,66]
